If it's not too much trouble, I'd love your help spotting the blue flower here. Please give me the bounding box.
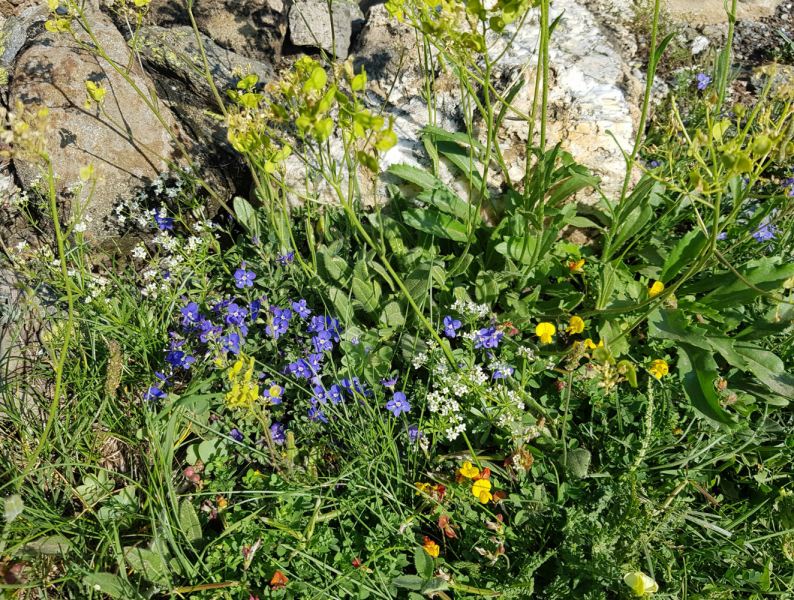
[443,316,462,338]
[493,365,514,379]
[341,377,368,396]
[151,210,174,231]
[407,425,423,443]
[263,383,284,405]
[230,428,244,442]
[277,252,295,265]
[311,330,334,353]
[307,315,340,341]
[181,302,200,323]
[220,332,241,354]
[199,320,222,343]
[250,298,263,321]
[266,307,292,340]
[716,232,727,240]
[650,160,661,168]
[270,422,286,444]
[474,327,503,349]
[292,299,311,319]
[144,386,167,401]
[385,392,411,417]
[696,73,710,90]
[289,359,313,379]
[225,303,248,326]
[381,376,398,388]
[308,407,328,423]
[311,385,327,405]
[306,353,323,373]
[753,224,777,242]
[326,384,343,404]
[234,267,256,288]
[166,350,195,370]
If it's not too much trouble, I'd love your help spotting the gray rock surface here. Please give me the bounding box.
[9,4,186,246]
[289,1,360,59]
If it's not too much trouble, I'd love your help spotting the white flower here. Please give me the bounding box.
[74,222,87,233]
[131,245,147,260]
[15,241,27,252]
[517,346,535,360]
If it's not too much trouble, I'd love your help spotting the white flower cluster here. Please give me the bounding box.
[153,231,180,253]
[412,352,428,370]
[445,423,466,440]
[450,300,490,319]
[72,214,93,233]
[427,389,466,441]
[517,346,535,360]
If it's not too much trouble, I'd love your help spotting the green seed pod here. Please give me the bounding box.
[753,135,772,155]
[721,153,737,169]
[736,154,753,172]
[733,103,746,118]
[286,431,297,464]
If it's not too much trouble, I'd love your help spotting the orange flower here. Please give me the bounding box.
[270,571,289,589]
[431,484,446,501]
[473,468,491,481]
[423,536,440,558]
[438,515,458,539]
[569,259,585,271]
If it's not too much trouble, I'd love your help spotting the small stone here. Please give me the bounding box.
[691,35,710,55]
[289,2,358,59]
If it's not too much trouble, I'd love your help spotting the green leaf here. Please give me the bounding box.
[660,229,708,283]
[17,535,70,556]
[416,188,474,221]
[82,573,130,599]
[419,126,486,151]
[392,575,426,590]
[379,301,405,328]
[564,448,591,479]
[317,246,353,285]
[327,286,355,325]
[179,500,202,542]
[436,140,485,190]
[610,203,653,255]
[494,236,536,265]
[352,278,381,314]
[566,215,604,230]
[402,209,468,242]
[698,257,794,309]
[647,309,711,351]
[414,547,434,580]
[421,578,450,593]
[198,439,222,463]
[388,164,447,191]
[475,271,499,305]
[4,494,23,523]
[547,172,600,208]
[233,196,256,232]
[124,547,170,586]
[677,344,737,426]
[733,342,794,398]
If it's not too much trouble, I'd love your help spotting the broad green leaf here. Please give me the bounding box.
[392,575,426,590]
[82,573,129,599]
[421,578,450,593]
[233,196,255,232]
[388,164,447,191]
[402,209,468,242]
[564,448,591,479]
[677,344,737,426]
[317,246,353,285]
[367,259,395,291]
[17,535,70,556]
[379,301,405,327]
[179,500,202,542]
[436,140,484,190]
[698,258,794,309]
[414,547,434,580]
[327,286,354,325]
[419,126,486,151]
[198,439,222,463]
[4,494,23,523]
[352,277,381,314]
[733,342,794,398]
[660,229,708,283]
[124,547,170,586]
[547,171,600,208]
[566,216,604,230]
[416,188,474,221]
[609,204,653,256]
[647,309,711,351]
[475,271,499,305]
[494,236,536,265]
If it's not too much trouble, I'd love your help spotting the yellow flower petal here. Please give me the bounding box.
[566,316,584,334]
[649,281,664,297]
[472,479,491,501]
[649,359,668,379]
[536,322,556,344]
[460,461,479,479]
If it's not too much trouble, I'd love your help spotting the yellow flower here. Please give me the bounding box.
[459,461,479,479]
[568,259,585,271]
[649,281,664,297]
[566,316,585,334]
[583,338,603,349]
[422,537,440,558]
[535,322,556,344]
[649,359,669,379]
[623,572,658,596]
[85,80,106,103]
[471,479,492,504]
[415,482,430,495]
[229,359,244,381]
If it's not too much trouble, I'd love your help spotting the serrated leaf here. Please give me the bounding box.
[402,209,468,242]
[124,547,170,586]
[414,547,434,580]
[179,500,202,542]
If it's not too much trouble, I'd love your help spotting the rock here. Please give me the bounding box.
[663,0,785,25]
[750,63,794,96]
[0,5,49,89]
[143,0,290,64]
[9,3,188,246]
[355,0,638,206]
[691,35,710,55]
[289,1,363,59]
[132,25,274,151]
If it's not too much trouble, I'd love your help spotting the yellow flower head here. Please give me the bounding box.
[649,281,664,297]
[566,316,585,335]
[623,572,658,596]
[568,259,585,271]
[459,461,479,479]
[649,359,669,379]
[472,479,492,504]
[583,338,603,350]
[535,322,556,344]
[415,482,431,495]
[423,537,440,558]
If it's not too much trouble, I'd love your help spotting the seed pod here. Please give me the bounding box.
[753,135,772,155]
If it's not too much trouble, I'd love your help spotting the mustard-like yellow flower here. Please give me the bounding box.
[568,259,585,271]
[649,281,664,297]
[423,537,440,557]
[624,572,659,596]
[566,316,585,334]
[472,479,492,504]
[535,322,556,344]
[459,461,479,479]
[649,359,669,379]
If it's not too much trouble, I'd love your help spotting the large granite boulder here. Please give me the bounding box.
[289,0,365,59]
[8,4,192,245]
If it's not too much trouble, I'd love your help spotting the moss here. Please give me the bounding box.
[0,66,8,85]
